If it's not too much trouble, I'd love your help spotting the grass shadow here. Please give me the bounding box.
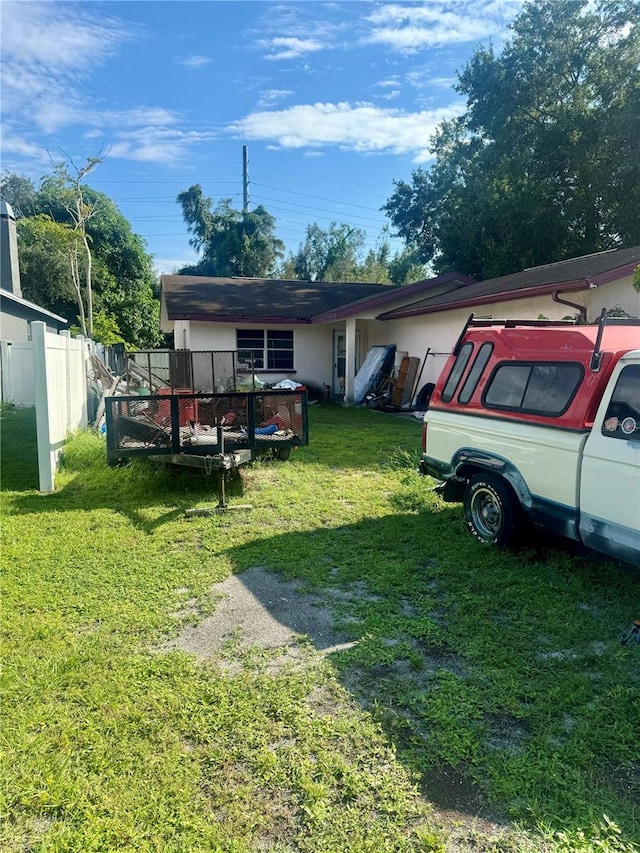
[1,407,39,492]
[219,510,640,843]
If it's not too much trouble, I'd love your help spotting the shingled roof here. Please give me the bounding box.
[161,272,476,324]
[378,246,640,321]
[161,276,396,323]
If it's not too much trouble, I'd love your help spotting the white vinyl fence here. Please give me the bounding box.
[1,322,99,491]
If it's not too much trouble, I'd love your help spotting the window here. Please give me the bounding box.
[458,343,493,404]
[484,362,583,416]
[441,342,474,403]
[236,329,294,371]
[602,365,640,440]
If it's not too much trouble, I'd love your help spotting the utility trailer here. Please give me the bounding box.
[102,349,309,506]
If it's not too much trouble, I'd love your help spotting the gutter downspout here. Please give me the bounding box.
[552,291,587,323]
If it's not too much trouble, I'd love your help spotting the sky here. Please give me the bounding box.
[1,0,525,275]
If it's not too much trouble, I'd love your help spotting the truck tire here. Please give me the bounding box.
[464,473,520,547]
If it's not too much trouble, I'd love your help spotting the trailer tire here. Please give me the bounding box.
[272,447,292,462]
[464,473,520,547]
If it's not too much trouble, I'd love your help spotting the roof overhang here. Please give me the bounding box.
[310,272,475,323]
[377,264,638,321]
[168,313,312,325]
[0,287,68,325]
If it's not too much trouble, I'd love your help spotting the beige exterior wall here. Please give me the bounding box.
[185,321,335,389]
[585,273,639,318]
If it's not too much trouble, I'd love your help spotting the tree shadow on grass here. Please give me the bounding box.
[208,509,640,845]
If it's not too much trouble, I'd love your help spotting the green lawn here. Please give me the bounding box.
[1,404,638,852]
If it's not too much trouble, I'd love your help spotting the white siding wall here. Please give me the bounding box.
[0,340,35,405]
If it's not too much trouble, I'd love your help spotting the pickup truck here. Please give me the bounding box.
[420,312,640,566]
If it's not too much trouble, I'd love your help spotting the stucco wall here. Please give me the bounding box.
[185,321,336,388]
[586,273,639,318]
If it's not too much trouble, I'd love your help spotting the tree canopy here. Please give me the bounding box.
[383,0,640,280]
[278,222,427,285]
[177,185,284,277]
[2,169,160,348]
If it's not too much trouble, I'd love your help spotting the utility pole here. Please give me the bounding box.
[242,145,249,212]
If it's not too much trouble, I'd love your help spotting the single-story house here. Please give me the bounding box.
[160,246,640,404]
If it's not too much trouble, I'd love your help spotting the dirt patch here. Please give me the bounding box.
[164,566,355,661]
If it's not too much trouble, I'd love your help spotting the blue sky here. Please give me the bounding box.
[1,0,524,275]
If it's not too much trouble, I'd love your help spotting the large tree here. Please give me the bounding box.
[383,0,640,279]
[177,185,284,277]
[2,170,160,348]
[279,222,426,284]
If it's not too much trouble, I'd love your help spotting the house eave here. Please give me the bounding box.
[0,287,68,325]
[376,278,596,320]
[168,313,312,325]
[310,272,475,323]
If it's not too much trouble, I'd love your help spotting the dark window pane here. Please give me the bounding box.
[485,365,531,408]
[268,350,294,369]
[522,364,582,414]
[459,343,493,404]
[442,343,474,403]
[602,365,640,440]
[237,330,264,349]
[485,362,583,415]
[237,349,264,369]
[267,330,294,344]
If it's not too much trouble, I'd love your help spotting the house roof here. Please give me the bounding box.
[0,287,68,325]
[161,246,639,327]
[161,272,476,324]
[309,272,475,322]
[378,246,640,321]
[161,275,396,324]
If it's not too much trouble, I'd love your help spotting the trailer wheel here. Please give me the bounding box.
[464,473,519,547]
[272,447,292,462]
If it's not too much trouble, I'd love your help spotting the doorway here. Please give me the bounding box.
[332,330,360,399]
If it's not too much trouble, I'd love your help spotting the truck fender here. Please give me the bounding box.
[450,448,533,511]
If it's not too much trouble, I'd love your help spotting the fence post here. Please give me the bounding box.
[32,321,55,492]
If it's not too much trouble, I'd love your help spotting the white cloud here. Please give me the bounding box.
[364,1,523,52]
[260,36,324,61]
[1,2,135,130]
[227,101,464,163]
[154,257,197,276]
[0,131,50,163]
[109,127,217,165]
[258,89,295,107]
[175,55,212,69]
[0,4,209,166]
